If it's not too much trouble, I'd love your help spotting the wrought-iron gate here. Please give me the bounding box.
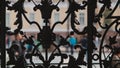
[0,0,120,68]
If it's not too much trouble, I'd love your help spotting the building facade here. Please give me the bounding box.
[6,0,120,40]
[6,0,87,33]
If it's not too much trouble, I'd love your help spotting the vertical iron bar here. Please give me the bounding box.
[0,0,6,68]
[87,0,97,68]
[45,20,48,61]
[45,48,48,61]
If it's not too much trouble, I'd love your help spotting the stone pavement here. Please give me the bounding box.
[6,50,108,68]
[6,46,120,68]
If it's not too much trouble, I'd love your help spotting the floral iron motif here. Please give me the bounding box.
[0,0,120,68]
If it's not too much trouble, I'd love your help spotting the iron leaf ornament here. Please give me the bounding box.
[6,0,27,34]
[94,0,120,68]
[4,0,120,68]
[102,35,119,68]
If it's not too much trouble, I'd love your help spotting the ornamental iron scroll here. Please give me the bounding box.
[0,0,119,68]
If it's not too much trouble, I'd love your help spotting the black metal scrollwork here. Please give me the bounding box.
[95,0,120,68]
[0,0,119,68]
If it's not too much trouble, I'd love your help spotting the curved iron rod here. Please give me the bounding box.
[115,21,120,33]
[49,44,61,62]
[70,12,86,34]
[106,0,120,19]
[56,0,62,6]
[30,43,43,67]
[52,12,71,31]
[106,49,113,60]
[99,19,119,68]
[31,0,37,6]
[103,47,107,59]
[22,13,42,31]
[97,20,108,29]
[49,43,63,67]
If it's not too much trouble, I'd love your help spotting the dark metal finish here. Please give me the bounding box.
[0,0,119,68]
[87,0,97,68]
[0,0,6,68]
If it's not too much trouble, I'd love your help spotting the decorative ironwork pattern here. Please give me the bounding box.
[0,0,119,68]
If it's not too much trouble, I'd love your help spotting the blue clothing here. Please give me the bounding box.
[26,44,33,52]
[68,37,77,46]
[68,36,77,55]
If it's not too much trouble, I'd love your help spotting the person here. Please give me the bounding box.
[80,34,88,62]
[67,31,77,55]
[93,36,100,51]
[7,32,26,66]
[6,35,11,49]
[80,34,97,62]
[26,35,34,53]
[80,35,88,50]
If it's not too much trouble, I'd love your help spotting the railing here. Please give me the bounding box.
[6,60,120,68]
[0,0,120,68]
